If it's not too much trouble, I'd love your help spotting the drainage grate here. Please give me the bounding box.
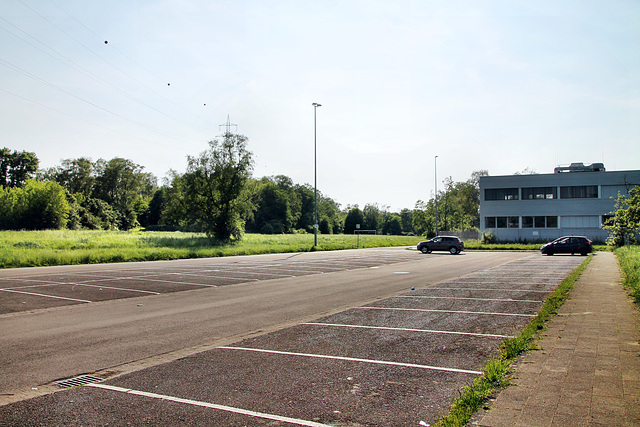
[55,374,103,388]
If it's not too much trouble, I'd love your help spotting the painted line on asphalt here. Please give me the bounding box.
[0,288,91,303]
[62,282,161,295]
[427,287,551,293]
[396,295,541,303]
[86,383,332,427]
[358,306,536,317]
[303,322,513,339]
[137,277,221,287]
[218,346,483,375]
[182,270,296,278]
[0,281,63,290]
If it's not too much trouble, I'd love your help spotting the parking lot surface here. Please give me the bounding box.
[1,249,434,315]
[0,250,584,426]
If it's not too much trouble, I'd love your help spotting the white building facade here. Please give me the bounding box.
[479,164,640,243]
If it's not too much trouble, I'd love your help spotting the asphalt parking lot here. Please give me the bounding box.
[0,250,585,426]
[0,249,428,315]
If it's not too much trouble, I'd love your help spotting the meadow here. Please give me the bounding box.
[0,230,420,268]
[0,230,615,269]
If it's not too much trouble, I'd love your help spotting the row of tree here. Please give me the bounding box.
[1,138,488,241]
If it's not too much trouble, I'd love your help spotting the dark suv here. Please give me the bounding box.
[540,236,592,256]
[417,236,464,254]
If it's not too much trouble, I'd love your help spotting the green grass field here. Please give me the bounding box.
[0,230,616,269]
[0,230,421,268]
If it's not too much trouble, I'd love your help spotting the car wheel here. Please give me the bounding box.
[580,251,587,256]
[449,247,458,255]
[546,251,554,256]
[420,247,429,254]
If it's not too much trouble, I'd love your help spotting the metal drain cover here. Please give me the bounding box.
[55,375,103,388]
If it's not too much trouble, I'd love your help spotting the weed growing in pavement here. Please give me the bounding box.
[615,246,640,306]
[434,254,592,427]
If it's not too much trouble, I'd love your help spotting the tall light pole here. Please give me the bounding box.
[312,102,322,247]
[434,155,439,236]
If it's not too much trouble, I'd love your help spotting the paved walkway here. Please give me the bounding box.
[476,252,640,426]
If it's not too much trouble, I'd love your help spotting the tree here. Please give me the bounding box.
[382,213,402,235]
[48,157,96,198]
[363,203,383,232]
[158,170,190,228]
[93,158,157,229]
[0,148,39,188]
[343,207,364,235]
[604,185,640,246]
[295,184,315,232]
[399,208,413,234]
[247,176,299,234]
[184,132,254,242]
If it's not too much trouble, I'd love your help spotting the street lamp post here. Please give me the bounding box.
[435,155,438,236]
[312,102,322,247]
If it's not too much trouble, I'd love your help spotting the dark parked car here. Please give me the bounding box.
[417,236,464,254]
[540,236,592,256]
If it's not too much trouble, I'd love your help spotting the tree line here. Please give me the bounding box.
[1,137,487,241]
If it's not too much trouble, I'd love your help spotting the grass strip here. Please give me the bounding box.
[0,230,420,268]
[434,254,593,427]
[614,246,640,306]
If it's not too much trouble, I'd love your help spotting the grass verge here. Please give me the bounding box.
[614,246,640,306]
[0,230,420,268]
[434,254,593,427]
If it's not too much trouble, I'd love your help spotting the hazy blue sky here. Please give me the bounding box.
[1,0,638,211]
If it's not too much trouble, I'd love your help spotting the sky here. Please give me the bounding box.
[1,0,639,212]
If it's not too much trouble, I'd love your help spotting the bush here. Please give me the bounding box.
[481,230,497,244]
[0,180,69,230]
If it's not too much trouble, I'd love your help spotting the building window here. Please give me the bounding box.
[522,187,557,200]
[485,188,519,201]
[523,216,557,228]
[560,185,598,199]
[561,216,599,228]
[485,216,519,228]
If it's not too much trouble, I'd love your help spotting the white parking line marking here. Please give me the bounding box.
[218,346,482,375]
[358,306,535,317]
[86,383,332,427]
[0,288,91,303]
[2,281,160,295]
[137,278,221,287]
[427,287,550,293]
[396,295,541,303]
[303,322,513,339]
[178,270,295,278]
[65,283,161,295]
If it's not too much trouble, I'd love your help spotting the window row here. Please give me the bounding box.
[485,215,605,229]
[485,216,558,229]
[485,185,598,201]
